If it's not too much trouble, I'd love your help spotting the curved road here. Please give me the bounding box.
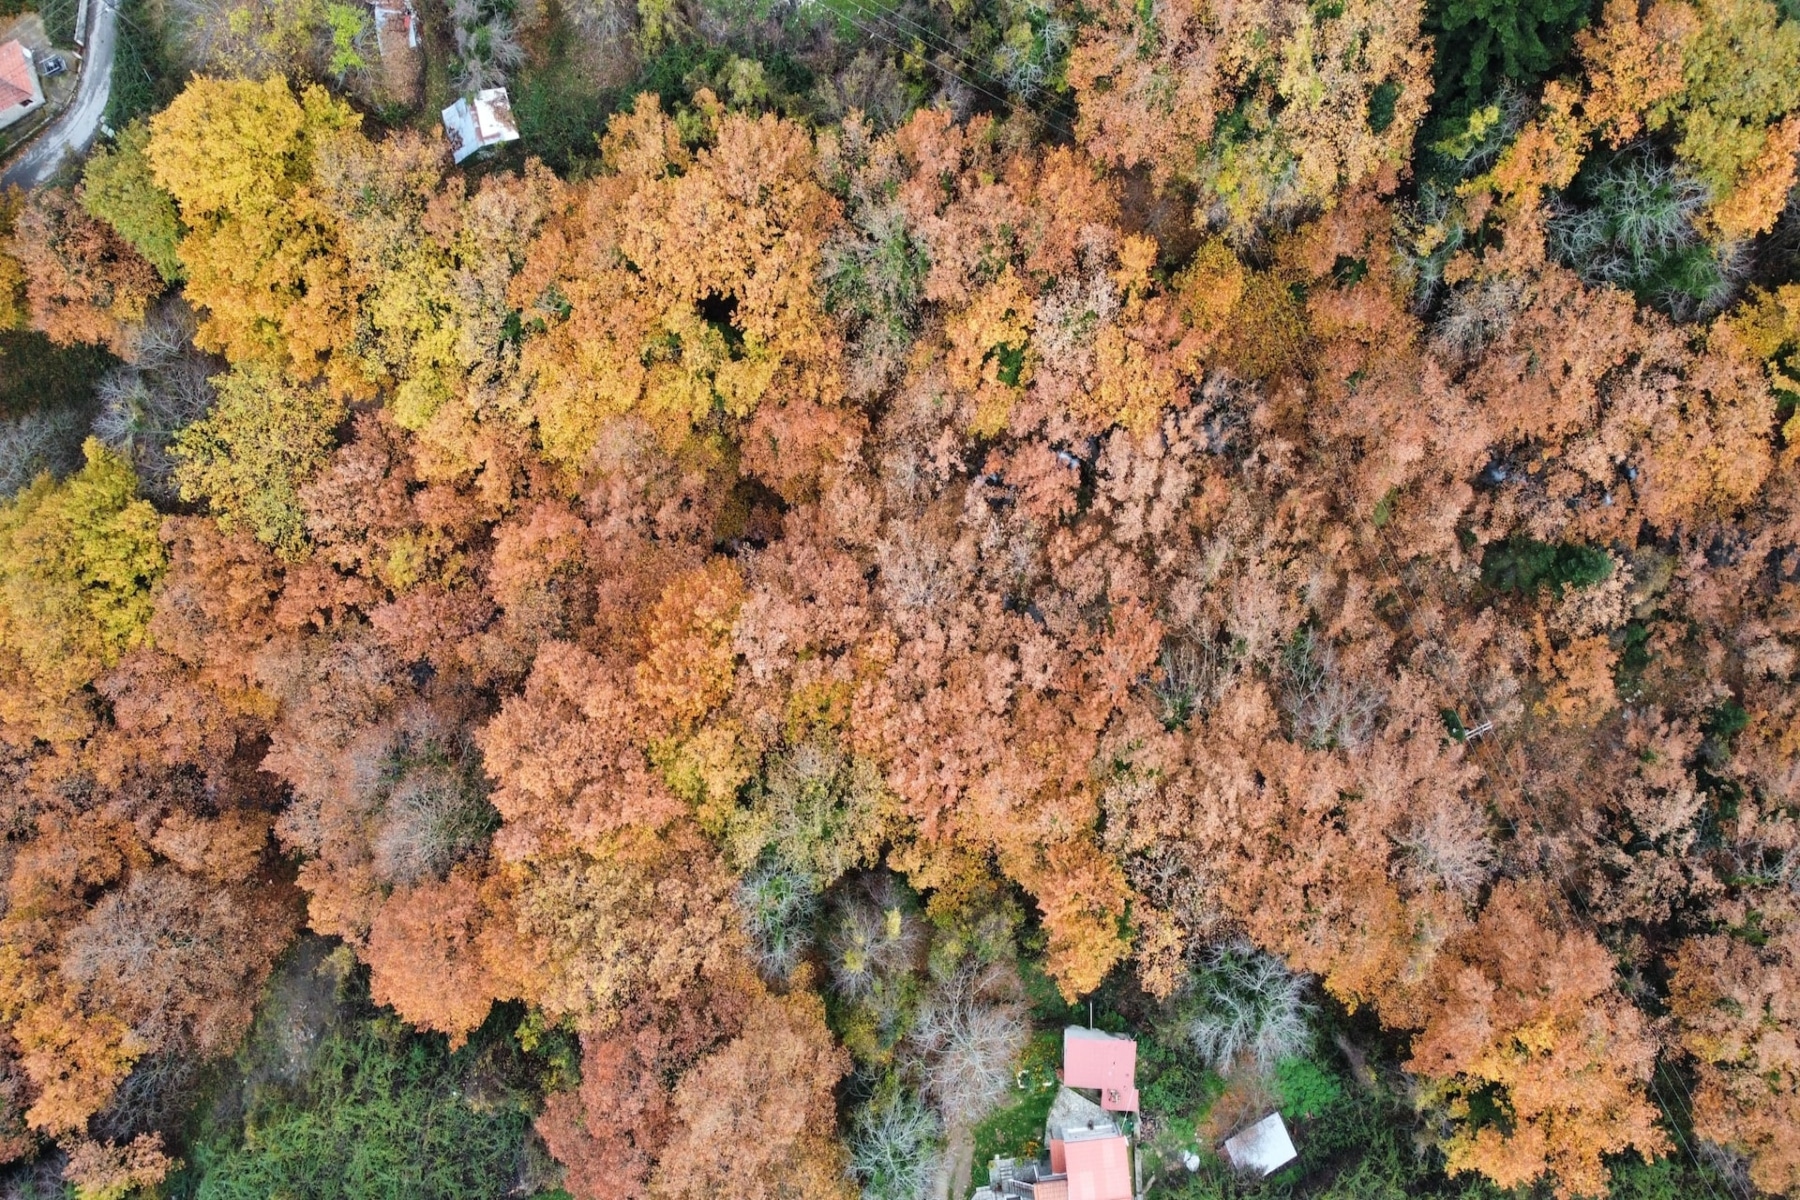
[1,0,117,189]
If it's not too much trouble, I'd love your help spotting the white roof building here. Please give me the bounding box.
[441,88,519,164]
[1223,1112,1298,1177]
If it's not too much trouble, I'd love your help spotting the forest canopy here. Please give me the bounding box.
[0,0,1798,1196]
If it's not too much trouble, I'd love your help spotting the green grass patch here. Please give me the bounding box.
[970,1030,1062,1169]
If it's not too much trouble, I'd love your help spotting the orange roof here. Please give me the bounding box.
[0,41,35,111]
[1030,1179,1070,1200]
[1062,1134,1132,1200]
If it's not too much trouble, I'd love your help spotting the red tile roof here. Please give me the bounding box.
[1061,1027,1139,1111]
[1061,1134,1133,1200]
[0,41,35,112]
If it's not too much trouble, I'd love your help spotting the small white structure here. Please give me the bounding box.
[441,88,519,164]
[1223,1112,1298,1177]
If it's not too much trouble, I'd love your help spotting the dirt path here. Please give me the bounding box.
[933,1121,975,1200]
[2,0,117,188]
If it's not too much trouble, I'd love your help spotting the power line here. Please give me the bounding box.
[823,0,1079,143]
[1359,506,1744,1200]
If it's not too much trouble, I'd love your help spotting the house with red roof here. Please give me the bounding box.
[1061,1026,1139,1113]
[973,1028,1139,1200]
[0,39,45,131]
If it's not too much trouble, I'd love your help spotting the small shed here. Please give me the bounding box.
[441,88,519,164]
[1061,1026,1139,1112]
[1223,1112,1298,1177]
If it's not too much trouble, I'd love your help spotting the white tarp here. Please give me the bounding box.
[441,87,519,164]
[1223,1112,1298,1177]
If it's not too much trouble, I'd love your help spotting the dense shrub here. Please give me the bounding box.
[185,1017,538,1200]
[1480,536,1614,596]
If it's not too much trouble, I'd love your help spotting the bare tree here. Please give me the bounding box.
[907,961,1028,1125]
[1175,938,1313,1074]
[1392,799,1496,900]
[373,762,496,887]
[848,1087,942,1200]
[736,857,820,982]
[91,302,218,501]
[825,873,925,1000]
[0,404,90,499]
[1280,629,1383,750]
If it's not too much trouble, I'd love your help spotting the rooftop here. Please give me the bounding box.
[1061,1026,1138,1112]
[0,40,41,114]
[441,87,519,164]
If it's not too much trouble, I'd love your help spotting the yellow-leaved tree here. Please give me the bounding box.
[147,76,363,393]
[513,92,842,461]
[0,440,166,738]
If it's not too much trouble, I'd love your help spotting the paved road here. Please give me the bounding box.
[1,0,118,189]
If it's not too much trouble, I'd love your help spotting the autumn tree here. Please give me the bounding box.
[1668,925,1800,1196]
[1645,0,1800,238]
[0,186,26,332]
[62,1134,177,1200]
[1409,883,1668,1198]
[7,187,162,354]
[147,76,362,390]
[60,867,297,1064]
[0,440,166,732]
[650,984,853,1200]
[364,863,511,1046]
[513,92,844,463]
[164,0,361,78]
[313,128,559,473]
[537,970,756,1199]
[1068,0,1432,237]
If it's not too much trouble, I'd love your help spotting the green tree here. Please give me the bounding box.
[1480,536,1614,595]
[1429,0,1592,109]
[82,122,185,284]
